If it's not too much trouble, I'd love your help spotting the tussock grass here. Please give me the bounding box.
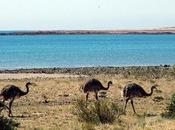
[0,116,19,130]
[161,93,175,119]
[153,96,164,102]
[73,98,122,124]
[136,114,146,129]
[81,123,95,130]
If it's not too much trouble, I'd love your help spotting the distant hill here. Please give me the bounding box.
[0,27,175,35]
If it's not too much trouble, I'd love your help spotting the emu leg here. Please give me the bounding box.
[123,98,130,113]
[0,107,3,113]
[86,93,89,101]
[131,99,136,114]
[0,102,6,113]
[0,104,10,114]
[8,98,14,117]
[95,91,98,101]
[122,97,126,109]
[4,104,10,112]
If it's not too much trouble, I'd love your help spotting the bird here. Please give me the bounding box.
[81,79,112,101]
[0,82,36,117]
[122,83,157,114]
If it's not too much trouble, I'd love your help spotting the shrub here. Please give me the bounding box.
[153,96,164,102]
[161,93,175,118]
[73,98,122,124]
[0,116,19,130]
[81,123,95,130]
[136,114,146,129]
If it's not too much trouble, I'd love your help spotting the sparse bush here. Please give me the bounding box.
[136,114,146,129]
[73,98,122,124]
[0,115,19,130]
[161,93,175,118]
[74,99,99,124]
[153,96,164,102]
[82,123,95,130]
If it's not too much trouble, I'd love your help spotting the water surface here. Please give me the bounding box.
[0,34,175,69]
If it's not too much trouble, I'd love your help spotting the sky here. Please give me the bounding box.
[0,0,175,30]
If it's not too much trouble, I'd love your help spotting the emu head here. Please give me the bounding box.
[26,82,37,86]
[108,81,113,87]
[151,85,157,91]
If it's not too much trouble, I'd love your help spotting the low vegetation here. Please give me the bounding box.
[0,115,19,130]
[161,92,175,119]
[73,98,122,124]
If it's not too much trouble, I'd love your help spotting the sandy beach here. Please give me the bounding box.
[0,66,175,130]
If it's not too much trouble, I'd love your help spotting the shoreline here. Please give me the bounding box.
[0,65,174,78]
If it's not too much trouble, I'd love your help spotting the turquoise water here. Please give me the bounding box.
[0,34,175,69]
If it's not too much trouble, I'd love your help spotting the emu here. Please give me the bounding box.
[122,83,157,114]
[81,79,112,101]
[0,82,36,117]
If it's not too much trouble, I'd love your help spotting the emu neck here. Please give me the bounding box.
[20,84,29,96]
[145,88,154,96]
[102,83,110,90]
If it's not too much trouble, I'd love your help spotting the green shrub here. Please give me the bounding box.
[73,98,121,124]
[161,93,175,118]
[0,116,19,130]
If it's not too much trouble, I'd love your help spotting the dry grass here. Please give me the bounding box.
[0,74,175,130]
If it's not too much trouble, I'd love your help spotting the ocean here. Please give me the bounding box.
[0,34,175,69]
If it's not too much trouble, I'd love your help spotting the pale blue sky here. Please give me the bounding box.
[0,0,175,30]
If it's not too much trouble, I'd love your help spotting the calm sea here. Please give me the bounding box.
[0,34,175,69]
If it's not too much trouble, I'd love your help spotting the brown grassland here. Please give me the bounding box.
[0,71,175,130]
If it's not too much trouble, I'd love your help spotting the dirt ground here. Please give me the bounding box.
[0,73,175,130]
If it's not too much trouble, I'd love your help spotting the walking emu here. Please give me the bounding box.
[0,82,36,117]
[81,79,112,101]
[122,83,157,114]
